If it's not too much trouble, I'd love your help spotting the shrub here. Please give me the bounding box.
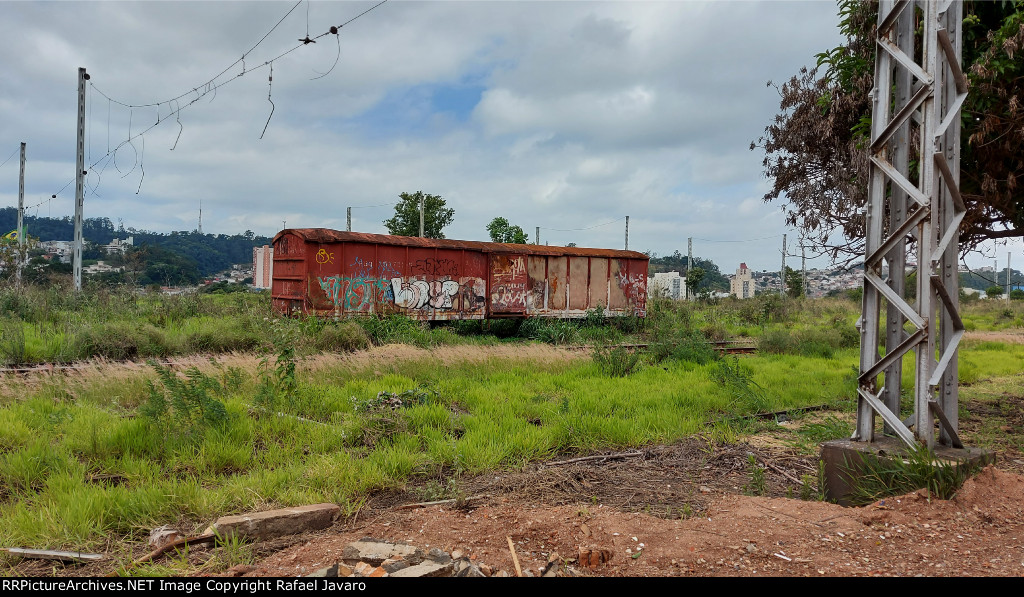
[312,322,371,353]
[592,346,641,377]
[141,361,230,440]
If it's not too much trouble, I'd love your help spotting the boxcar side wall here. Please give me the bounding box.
[272,233,647,320]
[302,241,488,321]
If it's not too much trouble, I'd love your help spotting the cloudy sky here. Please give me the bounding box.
[0,0,861,272]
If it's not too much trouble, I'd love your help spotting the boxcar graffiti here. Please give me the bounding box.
[271,229,648,321]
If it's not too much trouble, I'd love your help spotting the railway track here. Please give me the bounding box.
[0,341,757,375]
[566,340,757,355]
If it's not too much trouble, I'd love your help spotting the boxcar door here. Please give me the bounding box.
[489,254,528,316]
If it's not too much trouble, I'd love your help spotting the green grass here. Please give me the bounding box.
[1,288,1023,571]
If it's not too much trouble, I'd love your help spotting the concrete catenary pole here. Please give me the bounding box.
[687,237,693,300]
[780,234,787,297]
[16,142,25,284]
[418,194,424,238]
[73,67,88,293]
[536,226,540,245]
[624,216,629,251]
[801,241,806,298]
[347,207,351,232]
[1007,252,1012,304]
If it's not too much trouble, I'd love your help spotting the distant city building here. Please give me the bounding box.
[38,240,73,263]
[730,263,754,299]
[648,271,687,300]
[103,236,134,254]
[253,245,273,289]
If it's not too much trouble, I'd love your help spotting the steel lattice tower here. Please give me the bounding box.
[856,0,966,449]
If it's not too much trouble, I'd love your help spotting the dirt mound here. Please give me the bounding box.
[236,457,1024,578]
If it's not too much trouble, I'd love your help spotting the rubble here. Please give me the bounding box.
[298,538,587,578]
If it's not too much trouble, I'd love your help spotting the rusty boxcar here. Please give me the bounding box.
[271,229,648,320]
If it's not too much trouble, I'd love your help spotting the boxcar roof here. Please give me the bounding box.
[274,229,649,260]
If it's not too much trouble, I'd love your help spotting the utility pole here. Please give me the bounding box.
[73,67,88,293]
[418,194,424,238]
[1008,252,1012,304]
[801,241,806,298]
[536,226,540,245]
[780,234,787,297]
[624,216,629,251]
[687,237,693,300]
[347,207,351,232]
[16,142,25,285]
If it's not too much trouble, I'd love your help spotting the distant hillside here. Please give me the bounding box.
[0,207,271,277]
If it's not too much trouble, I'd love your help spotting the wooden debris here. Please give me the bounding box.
[109,533,216,576]
[394,495,486,510]
[506,536,523,577]
[545,451,644,467]
[1,547,104,563]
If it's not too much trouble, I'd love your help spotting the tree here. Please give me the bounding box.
[753,0,1024,261]
[382,191,454,239]
[785,266,804,298]
[986,285,1004,298]
[486,217,529,244]
[686,267,705,300]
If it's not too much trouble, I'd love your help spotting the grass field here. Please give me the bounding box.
[0,286,1022,574]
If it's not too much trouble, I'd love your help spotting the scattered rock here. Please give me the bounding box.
[479,563,493,576]
[343,539,424,566]
[381,556,410,574]
[578,547,612,569]
[225,564,256,577]
[305,563,338,578]
[389,560,455,578]
[455,563,486,577]
[426,547,452,564]
[451,548,465,560]
[148,525,183,551]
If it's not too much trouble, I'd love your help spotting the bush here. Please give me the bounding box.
[312,322,371,353]
[519,318,580,344]
[141,361,230,440]
[592,346,641,377]
[75,321,169,360]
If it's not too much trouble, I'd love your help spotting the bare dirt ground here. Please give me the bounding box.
[238,444,1024,578]
[6,344,1024,577]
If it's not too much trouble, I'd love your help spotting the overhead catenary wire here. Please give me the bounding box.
[31,0,389,212]
[0,146,20,171]
[348,202,393,209]
[543,216,625,232]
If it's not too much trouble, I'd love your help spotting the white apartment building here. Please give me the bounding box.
[253,245,274,289]
[730,262,754,299]
[648,271,687,300]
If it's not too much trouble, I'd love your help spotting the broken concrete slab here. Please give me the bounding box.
[205,503,339,542]
[306,563,339,578]
[455,563,486,578]
[425,547,451,564]
[381,556,411,574]
[342,539,424,566]
[389,560,455,578]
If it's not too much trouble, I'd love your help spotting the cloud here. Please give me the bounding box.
[0,0,852,271]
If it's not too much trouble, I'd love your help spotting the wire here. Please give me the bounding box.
[349,202,393,209]
[0,146,19,171]
[90,0,304,110]
[543,217,625,232]
[692,234,783,243]
[36,0,390,210]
